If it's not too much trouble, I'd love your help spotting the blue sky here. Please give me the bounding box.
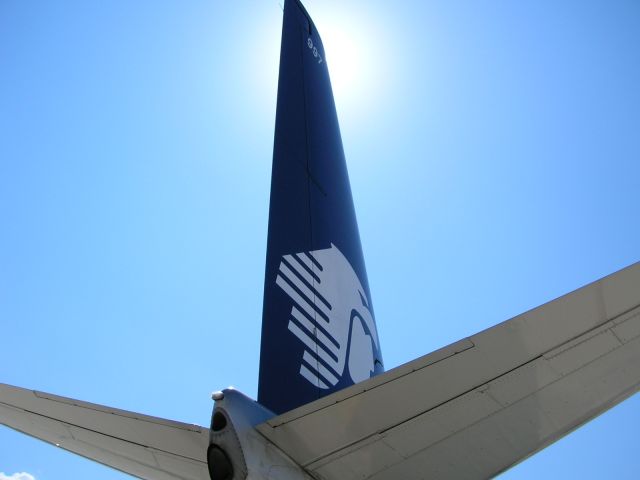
[1,0,639,478]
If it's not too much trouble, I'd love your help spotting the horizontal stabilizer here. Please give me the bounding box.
[0,384,210,480]
[258,262,640,479]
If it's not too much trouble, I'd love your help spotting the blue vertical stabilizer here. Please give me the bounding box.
[258,0,384,415]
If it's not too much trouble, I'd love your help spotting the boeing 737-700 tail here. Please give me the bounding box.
[258,0,384,414]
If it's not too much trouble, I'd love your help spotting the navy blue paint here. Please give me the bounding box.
[258,0,384,415]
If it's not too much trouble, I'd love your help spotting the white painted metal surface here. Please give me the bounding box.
[0,384,210,480]
[212,389,313,480]
[257,262,640,479]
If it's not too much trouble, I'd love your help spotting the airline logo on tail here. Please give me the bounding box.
[275,244,379,389]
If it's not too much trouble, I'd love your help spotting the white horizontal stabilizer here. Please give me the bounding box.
[0,384,210,480]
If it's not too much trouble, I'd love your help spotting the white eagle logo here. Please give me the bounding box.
[275,244,379,389]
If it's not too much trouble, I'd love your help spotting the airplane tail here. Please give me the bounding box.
[258,0,384,415]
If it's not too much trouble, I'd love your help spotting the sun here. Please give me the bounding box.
[314,6,386,113]
[321,26,362,101]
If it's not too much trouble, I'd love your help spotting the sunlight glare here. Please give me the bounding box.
[319,14,377,111]
[322,26,362,101]
[308,2,393,125]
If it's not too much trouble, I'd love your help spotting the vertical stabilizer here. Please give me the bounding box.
[258,0,384,414]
